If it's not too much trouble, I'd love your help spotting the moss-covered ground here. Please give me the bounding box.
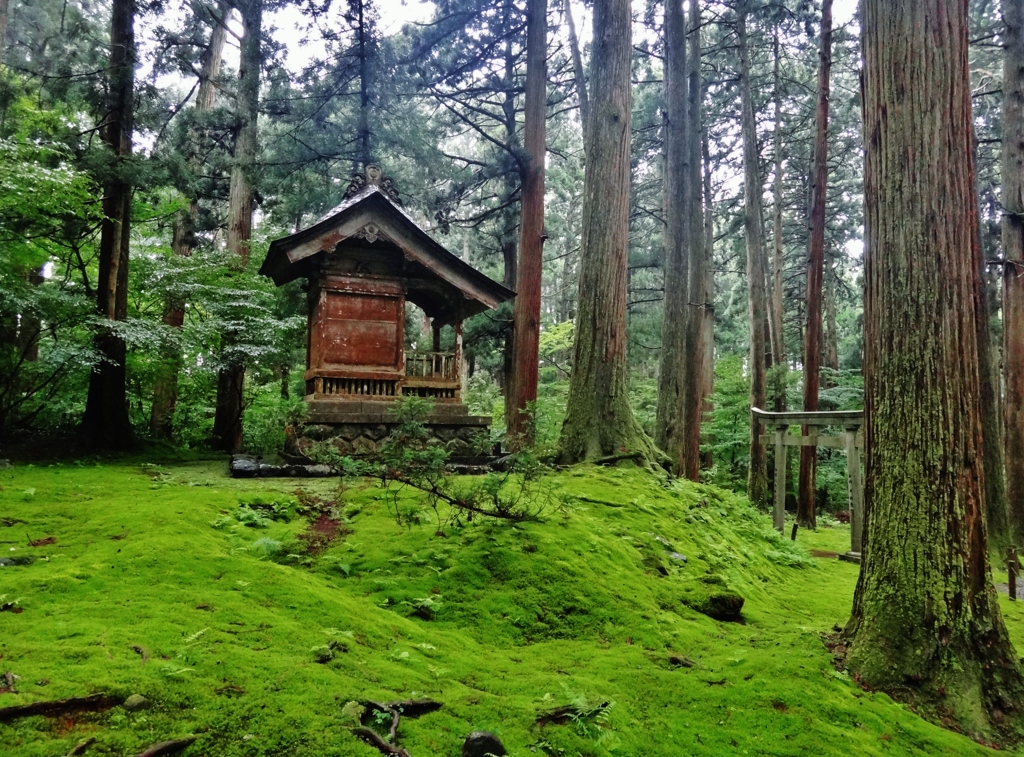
[1,458,1022,756]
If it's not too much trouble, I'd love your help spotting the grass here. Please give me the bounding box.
[0,457,1021,756]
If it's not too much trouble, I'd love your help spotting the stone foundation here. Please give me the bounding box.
[283,399,492,462]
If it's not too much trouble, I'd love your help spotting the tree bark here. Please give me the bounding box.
[797,0,833,530]
[654,0,691,472]
[151,0,229,438]
[770,29,787,411]
[1004,0,1024,548]
[680,0,707,480]
[212,0,262,453]
[563,0,589,141]
[738,2,768,506]
[846,0,1024,732]
[699,117,715,470]
[556,0,658,465]
[80,0,135,450]
[508,0,547,449]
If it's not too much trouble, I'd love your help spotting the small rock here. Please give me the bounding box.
[669,552,687,562]
[0,459,11,470]
[123,694,151,712]
[462,731,507,757]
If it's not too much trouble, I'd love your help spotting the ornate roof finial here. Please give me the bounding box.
[343,164,402,204]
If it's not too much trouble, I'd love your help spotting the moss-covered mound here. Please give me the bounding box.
[1,458,1021,756]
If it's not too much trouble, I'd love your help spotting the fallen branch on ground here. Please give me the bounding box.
[0,693,121,722]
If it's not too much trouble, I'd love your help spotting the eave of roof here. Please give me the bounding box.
[258,186,515,313]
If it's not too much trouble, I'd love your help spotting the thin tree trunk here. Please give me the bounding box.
[824,266,839,371]
[738,2,768,506]
[563,0,589,141]
[700,120,715,470]
[212,0,262,453]
[508,0,547,448]
[80,0,135,450]
[797,0,832,529]
[499,3,519,414]
[150,0,229,438]
[557,0,658,465]
[654,0,691,472]
[846,0,1024,731]
[1004,0,1024,548]
[356,0,372,169]
[681,0,706,480]
[770,29,787,411]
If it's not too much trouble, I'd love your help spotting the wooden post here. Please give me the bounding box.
[845,426,864,556]
[773,424,787,532]
[455,321,464,402]
[1010,547,1018,601]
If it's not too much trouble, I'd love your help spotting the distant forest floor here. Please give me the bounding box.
[1,455,1022,756]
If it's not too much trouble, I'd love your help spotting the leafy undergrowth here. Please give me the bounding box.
[0,458,1019,756]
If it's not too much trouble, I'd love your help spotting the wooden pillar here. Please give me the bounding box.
[773,424,788,532]
[845,426,864,555]
[455,321,464,401]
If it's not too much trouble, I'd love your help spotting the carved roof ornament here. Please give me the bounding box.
[343,164,402,205]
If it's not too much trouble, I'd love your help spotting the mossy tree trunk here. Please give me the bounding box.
[80,0,135,450]
[1004,0,1024,548]
[738,2,768,506]
[845,0,1024,733]
[797,0,833,530]
[212,0,262,453]
[556,0,658,465]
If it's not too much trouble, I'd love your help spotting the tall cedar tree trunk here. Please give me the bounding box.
[700,121,715,469]
[681,0,707,480]
[80,0,135,450]
[1004,0,1024,547]
[499,7,518,408]
[976,177,1007,545]
[797,0,832,529]
[508,0,547,448]
[556,0,658,464]
[563,0,589,141]
[738,2,768,506]
[654,0,691,471]
[212,0,262,452]
[845,0,1024,732]
[770,30,787,410]
[150,1,229,437]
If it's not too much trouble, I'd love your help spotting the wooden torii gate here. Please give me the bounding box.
[751,407,864,562]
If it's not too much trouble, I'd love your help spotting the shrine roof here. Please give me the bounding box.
[258,167,515,318]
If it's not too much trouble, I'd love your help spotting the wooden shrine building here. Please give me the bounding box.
[259,166,515,458]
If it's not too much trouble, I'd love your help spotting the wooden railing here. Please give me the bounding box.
[405,351,458,381]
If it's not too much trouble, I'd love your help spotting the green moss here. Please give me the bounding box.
[0,459,1013,755]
